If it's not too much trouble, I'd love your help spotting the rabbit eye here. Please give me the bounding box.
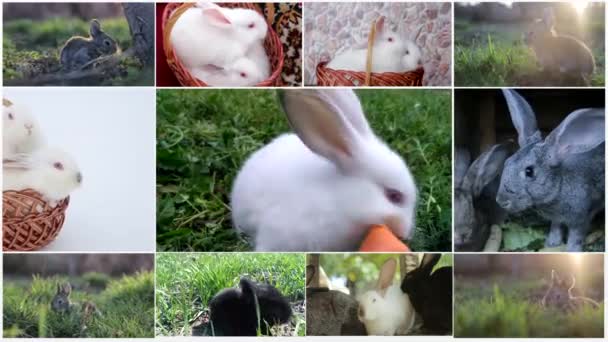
[8,113,14,120]
[53,162,64,171]
[248,22,255,29]
[240,72,247,78]
[104,40,111,46]
[525,166,534,178]
[385,188,404,205]
[405,50,410,55]
[388,37,394,42]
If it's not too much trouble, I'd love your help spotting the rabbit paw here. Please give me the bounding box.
[545,224,563,247]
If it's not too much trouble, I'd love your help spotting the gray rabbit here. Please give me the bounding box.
[496,89,605,251]
[455,144,510,251]
[51,282,101,318]
[60,19,118,71]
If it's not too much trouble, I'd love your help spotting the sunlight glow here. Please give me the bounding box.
[571,254,583,267]
[571,1,589,16]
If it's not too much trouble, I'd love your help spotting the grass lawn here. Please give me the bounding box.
[3,17,153,86]
[156,89,452,252]
[455,276,604,337]
[3,272,154,338]
[454,20,605,86]
[155,253,305,336]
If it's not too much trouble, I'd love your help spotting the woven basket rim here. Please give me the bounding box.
[162,2,284,87]
[318,61,425,76]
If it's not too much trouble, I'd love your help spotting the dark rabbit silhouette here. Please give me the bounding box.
[401,254,452,334]
[60,19,118,71]
[208,277,292,336]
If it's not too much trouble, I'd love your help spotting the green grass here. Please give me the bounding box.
[3,272,154,338]
[156,89,452,252]
[455,278,604,337]
[3,17,153,85]
[155,253,305,336]
[455,21,605,86]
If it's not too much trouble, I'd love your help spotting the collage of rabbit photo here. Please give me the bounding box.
[2,0,608,340]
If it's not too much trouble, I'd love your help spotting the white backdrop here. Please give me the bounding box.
[3,87,155,252]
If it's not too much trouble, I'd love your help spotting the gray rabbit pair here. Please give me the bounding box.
[456,89,604,252]
[60,19,118,71]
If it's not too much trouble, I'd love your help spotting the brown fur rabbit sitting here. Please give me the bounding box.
[541,270,600,312]
[524,8,595,84]
[60,19,118,71]
[51,282,101,318]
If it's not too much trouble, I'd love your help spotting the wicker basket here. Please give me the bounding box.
[162,2,284,87]
[316,17,424,87]
[3,190,70,251]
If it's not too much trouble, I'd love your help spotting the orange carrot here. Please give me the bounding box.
[359,225,410,252]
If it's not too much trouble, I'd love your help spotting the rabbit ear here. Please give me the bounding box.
[90,19,102,37]
[3,154,31,170]
[455,147,471,187]
[542,8,555,28]
[376,258,397,297]
[502,89,542,147]
[278,89,369,173]
[60,283,72,295]
[419,254,440,273]
[462,144,510,197]
[545,108,604,166]
[239,278,256,300]
[375,16,386,36]
[203,7,232,27]
[551,269,562,285]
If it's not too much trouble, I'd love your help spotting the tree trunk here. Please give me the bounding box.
[122,3,154,66]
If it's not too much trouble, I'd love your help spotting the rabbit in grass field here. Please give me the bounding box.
[60,19,119,71]
[454,145,510,251]
[496,89,604,252]
[525,8,595,84]
[327,16,423,73]
[51,283,101,318]
[208,277,292,336]
[541,270,601,312]
[230,89,417,251]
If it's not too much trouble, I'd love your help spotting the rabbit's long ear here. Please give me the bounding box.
[279,89,367,172]
[454,147,471,188]
[203,7,232,27]
[3,154,31,170]
[545,108,604,166]
[502,89,542,147]
[462,144,510,197]
[375,16,386,36]
[60,283,72,295]
[90,19,102,37]
[551,269,562,285]
[420,254,440,273]
[377,258,397,297]
[239,278,256,299]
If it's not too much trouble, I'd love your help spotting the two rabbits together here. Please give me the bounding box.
[3,98,82,206]
[61,19,119,71]
[206,277,292,336]
[328,16,423,73]
[455,89,604,252]
[170,2,270,86]
[541,270,601,312]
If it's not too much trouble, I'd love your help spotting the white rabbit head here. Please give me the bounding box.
[401,40,423,72]
[200,5,268,47]
[5,147,82,201]
[3,98,44,156]
[278,89,418,240]
[358,260,398,323]
[195,57,265,86]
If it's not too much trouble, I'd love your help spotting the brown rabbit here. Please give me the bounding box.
[541,270,600,311]
[524,8,595,84]
[51,282,101,319]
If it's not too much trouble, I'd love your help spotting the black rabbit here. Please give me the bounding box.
[208,277,292,336]
[401,254,452,335]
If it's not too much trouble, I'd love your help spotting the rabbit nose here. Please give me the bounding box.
[76,172,83,184]
[24,124,33,135]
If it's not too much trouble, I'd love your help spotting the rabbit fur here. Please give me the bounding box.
[496,89,604,251]
[60,19,118,71]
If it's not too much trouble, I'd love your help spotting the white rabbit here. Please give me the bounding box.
[247,41,271,80]
[3,146,82,204]
[171,3,267,73]
[357,258,417,335]
[191,57,266,86]
[3,98,45,159]
[230,89,417,251]
[327,16,423,73]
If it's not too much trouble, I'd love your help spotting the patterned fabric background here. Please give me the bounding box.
[304,2,451,86]
[260,2,302,86]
